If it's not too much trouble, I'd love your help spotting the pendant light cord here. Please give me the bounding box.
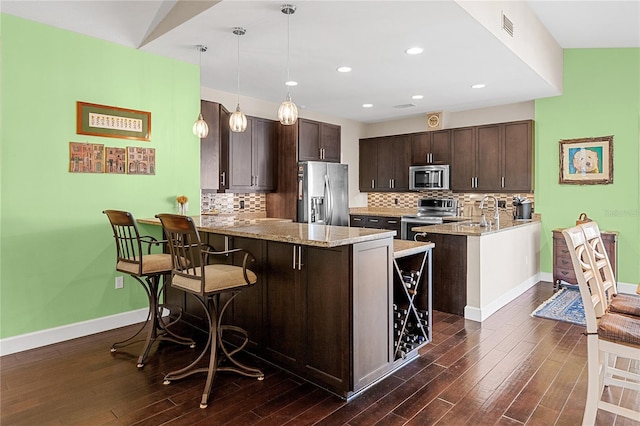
[236,33,241,105]
[286,10,291,95]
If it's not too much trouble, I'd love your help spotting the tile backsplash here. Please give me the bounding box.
[201,192,266,214]
[201,190,533,218]
[367,191,534,217]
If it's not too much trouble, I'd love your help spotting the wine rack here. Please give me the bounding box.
[392,242,432,361]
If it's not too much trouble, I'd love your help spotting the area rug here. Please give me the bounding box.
[531,285,586,326]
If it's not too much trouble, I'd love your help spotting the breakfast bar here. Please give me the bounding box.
[413,218,541,322]
[138,216,434,399]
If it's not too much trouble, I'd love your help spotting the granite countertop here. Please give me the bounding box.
[412,217,541,236]
[138,215,395,248]
[349,207,415,218]
[393,240,435,258]
[138,213,291,228]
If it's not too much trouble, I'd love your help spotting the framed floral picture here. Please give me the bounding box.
[559,136,613,185]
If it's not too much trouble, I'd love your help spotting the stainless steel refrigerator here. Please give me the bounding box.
[297,161,349,226]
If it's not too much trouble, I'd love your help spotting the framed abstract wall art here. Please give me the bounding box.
[559,136,613,185]
[77,101,151,141]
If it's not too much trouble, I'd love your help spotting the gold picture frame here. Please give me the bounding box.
[77,101,151,141]
[559,136,613,185]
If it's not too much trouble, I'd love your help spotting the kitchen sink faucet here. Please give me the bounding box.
[479,195,500,228]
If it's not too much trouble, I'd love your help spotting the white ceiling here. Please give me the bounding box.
[3,0,639,123]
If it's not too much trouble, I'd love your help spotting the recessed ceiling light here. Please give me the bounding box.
[362,103,373,108]
[285,80,298,87]
[405,47,423,55]
[337,66,352,73]
[412,95,424,100]
[471,83,486,89]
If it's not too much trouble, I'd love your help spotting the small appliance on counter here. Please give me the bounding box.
[512,196,532,220]
[297,161,349,226]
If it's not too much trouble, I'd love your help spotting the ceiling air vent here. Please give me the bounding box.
[393,103,416,109]
[502,12,514,37]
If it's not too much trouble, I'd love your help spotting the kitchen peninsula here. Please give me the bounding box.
[413,218,541,321]
[138,216,434,399]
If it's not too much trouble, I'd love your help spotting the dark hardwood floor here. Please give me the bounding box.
[2,281,638,425]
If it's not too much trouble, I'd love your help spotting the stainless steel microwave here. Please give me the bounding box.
[409,165,450,191]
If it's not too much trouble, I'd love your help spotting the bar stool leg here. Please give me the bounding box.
[111,274,195,368]
[163,291,264,409]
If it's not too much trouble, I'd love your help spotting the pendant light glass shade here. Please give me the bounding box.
[230,27,247,133]
[193,113,209,138]
[193,45,208,138]
[278,93,298,125]
[229,104,248,132]
[279,4,298,126]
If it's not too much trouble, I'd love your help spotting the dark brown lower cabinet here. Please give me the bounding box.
[222,234,394,398]
[425,233,467,316]
[264,242,351,390]
[350,215,401,239]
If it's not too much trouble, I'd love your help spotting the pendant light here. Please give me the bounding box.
[192,44,209,138]
[229,27,248,133]
[278,4,298,126]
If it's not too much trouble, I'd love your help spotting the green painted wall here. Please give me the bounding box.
[0,15,201,338]
[535,48,640,284]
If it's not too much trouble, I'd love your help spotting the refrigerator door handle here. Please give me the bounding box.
[324,174,333,225]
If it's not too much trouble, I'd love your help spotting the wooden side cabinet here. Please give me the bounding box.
[552,228,618,291]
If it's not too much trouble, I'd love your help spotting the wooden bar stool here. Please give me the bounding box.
[103,210,195,368]
[561,226,640,424]
[156,213,263,409]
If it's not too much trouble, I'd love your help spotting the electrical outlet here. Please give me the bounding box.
[394,198,398,205]
[239,200,245,209]
[115,276,124,289]
[498,200,506,208]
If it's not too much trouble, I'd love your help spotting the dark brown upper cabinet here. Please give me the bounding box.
[297,118,341,163]
[227,116,276,192]
[450,120,533,193]
[298,119,341,162]
[410,130,451,165]
[359,135,410,192]
[200,100,229,192]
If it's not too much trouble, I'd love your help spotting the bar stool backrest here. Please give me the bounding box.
[156,214,207,296]
[561,226,606,332]
[580,221,618,300]
[103,209,145,276]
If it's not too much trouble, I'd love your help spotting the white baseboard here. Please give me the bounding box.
[618,282,638,295]
[539,272,553,283]
[0,308,148,356]
[464,274,540,322]
[540,271,637,295]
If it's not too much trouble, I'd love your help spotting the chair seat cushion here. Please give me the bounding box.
[608,293,640,317]
[117,253,173,275]
[172,264,257,295]
[598,313,640,346]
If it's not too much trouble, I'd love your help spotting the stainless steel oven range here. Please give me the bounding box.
[401,198,457,240]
